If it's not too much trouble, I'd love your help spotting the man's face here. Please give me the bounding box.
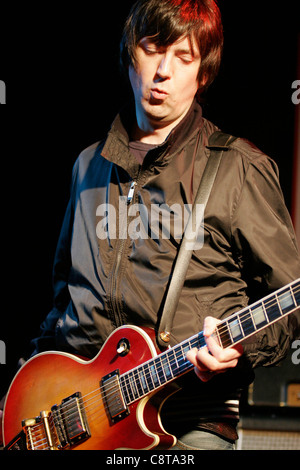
[129,34,201,130]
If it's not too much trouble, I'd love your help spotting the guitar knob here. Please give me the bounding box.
[117,339,130,356]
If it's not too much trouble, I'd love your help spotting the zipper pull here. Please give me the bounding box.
[127,181,137,205]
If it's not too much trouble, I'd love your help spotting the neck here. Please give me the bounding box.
[132,105,192,145]
[132,125,171,145]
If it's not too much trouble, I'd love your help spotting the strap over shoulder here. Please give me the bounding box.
[157,130,237,348]
[207,130,238,151]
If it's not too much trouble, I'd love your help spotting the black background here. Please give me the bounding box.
[1,0,299,398]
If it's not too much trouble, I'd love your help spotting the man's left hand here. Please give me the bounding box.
[186,316,244,382]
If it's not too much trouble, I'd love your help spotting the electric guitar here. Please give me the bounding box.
[3,279,300,450]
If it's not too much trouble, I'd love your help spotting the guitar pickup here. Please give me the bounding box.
[101,370,129,424]
[51,392,90,448]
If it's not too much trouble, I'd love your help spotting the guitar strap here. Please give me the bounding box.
[157,130,238,348]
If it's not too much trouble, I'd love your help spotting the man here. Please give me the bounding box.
[2,0,300,450]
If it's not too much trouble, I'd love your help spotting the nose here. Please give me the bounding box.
[156,53,172,80]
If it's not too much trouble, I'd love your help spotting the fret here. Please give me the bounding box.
[125,373,134,402]
[218,321,233,348]
[290,285,297,306]
[130,371,139,399]
[293,281,300,304]
[262,302,268,322]
[240,309,256,336]
[127,372,137,401]
[278,288,296,314]
[182,342,191,358]
[160,352,173,381]
[196,331,206,349]
[121,369,144,405]
[119,375,131,404]
[118,280,300,410]
[228,315,244,342]
[176,346,184,370]
[174,346,181,371]
[167,349,179,376]
[177,344,191,373]
[138,367,150,395]
[251,302,267,328]
[215,327,222,347]
[173,346,181,372]
[226,320,234,344]
[133,369,145,397]
[143,364,154,391]
[264,296,282,322]
[150,363,160,387]
[174,344,190,374]
[153,356,167,385]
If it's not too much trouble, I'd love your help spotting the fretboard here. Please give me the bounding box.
[119,279,300,405]
[217,279,300,348]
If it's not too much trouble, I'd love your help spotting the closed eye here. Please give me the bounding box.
[175,48,196,64]
[178,54,194,64]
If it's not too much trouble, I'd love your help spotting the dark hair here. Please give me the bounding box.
[120,0,223,97]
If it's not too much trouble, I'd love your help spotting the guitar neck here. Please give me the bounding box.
[217,278,300,348]
[120,279,300,405]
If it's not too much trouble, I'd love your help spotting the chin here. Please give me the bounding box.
[144,103,172,122]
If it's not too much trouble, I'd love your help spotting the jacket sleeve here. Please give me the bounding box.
[231,150,300,368]
[30,163,78,355]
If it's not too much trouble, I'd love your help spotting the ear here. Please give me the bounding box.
[198,72,208,90]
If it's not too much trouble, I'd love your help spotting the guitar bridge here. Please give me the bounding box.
[22,411,60,450]
[101,370,129,424]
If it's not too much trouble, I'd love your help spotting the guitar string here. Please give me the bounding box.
[23,424,49,450]
[44,336,200,431]
[30,284,300,440]
[48,285,300,430]
[37,329,198,428]
[19,285,299,449]
[215,285,300,348]
[23,413,64,450]
[26,324,299,449]
[50,329,201,427]
[46,320,290,431]
[54,299,300,442]
[56,284,300,420]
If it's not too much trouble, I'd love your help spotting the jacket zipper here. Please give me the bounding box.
[127,181,137,205]
[109,172,141,327]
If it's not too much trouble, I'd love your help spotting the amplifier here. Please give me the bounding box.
[237,406,300,450]
[237,428,300,450]
[247,349,300,407]
[238,349,300,449]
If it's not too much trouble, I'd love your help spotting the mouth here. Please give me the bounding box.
[150,88,168,101]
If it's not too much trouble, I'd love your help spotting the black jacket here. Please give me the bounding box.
[30,100,300,434]
[32,101,300,369]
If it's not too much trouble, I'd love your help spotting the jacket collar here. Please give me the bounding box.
[101,99,204,175]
